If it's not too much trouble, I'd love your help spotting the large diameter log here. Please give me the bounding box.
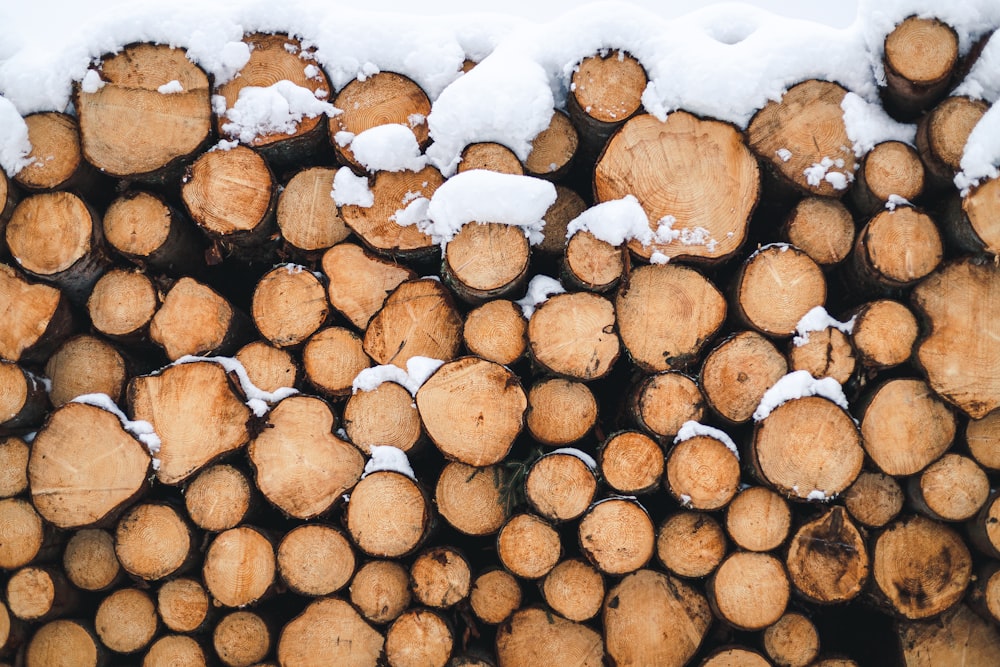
[595,111,759,263]
[322,242,415,330]
[364,278,462,369]
[898,603,1000,667]
[277,597,384,667]
[346,471,431,558]
[496,607,604,667]
[29,402,150,529]
[881,16,959,119]
[785,506,869,604]
[912,258,1000,419]
[74,43,211,180]
[527,291,619,380]
[103,191,205,276]
[603,569,712,667]
[0,263,74,364]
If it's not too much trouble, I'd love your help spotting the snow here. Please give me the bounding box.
[792,306,856,347]
[70,393,161,468]
[362,445,416,480]
[803,156,854,190]
[79,69,104,93]
[840,92,916,157]
[350,124,427,173]
[674,420,739,460]
[885,194,910,210]
[331,167,373,207]
[955,103,1000,196]
[170,355,299,417]
[515,275,565,318]
[352,356,445,396]
[548,447,598,471]
[806,488,831,501]
[0,97,32,176]
[219,80,339,145]
[565,195,687,247]
[753,370,850,421]
[157,79,183,94]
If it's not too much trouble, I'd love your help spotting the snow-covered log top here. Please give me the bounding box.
[1,0,999,185]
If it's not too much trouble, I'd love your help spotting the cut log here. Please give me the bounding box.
[656,510,727,579]
[74,43,212,180]
[277,167,351,255]
[346,470,431,558]
[330,71,431,170]
[969,562,1000,625]
[842,471,904,529]
[63,528,121,593]
[496,607,604,667]
[24,619,103,667]
[527,291,619,380]
[578,497,654,575]
[87,267,159,344]
[44,334,127,408]
[524,110,578,179]
[598,430,663,495]
[785,506,869,605]
[897,603,1000,667]
[849,140,925,216]
[385,608,453,667]
[497,513,561,580]
[970,492,1000,560]
[562,230,623,293]
[184,463,254,532]
[434,462,508,536]
[302,327,372,398]
[6,565,78,623]
[665,432,741,511]
[966,409,1000,471]
[410,547,471,609]
[907,453,989,522]
[871,515,971,620]
[915,95,988,189]
[0,436,28,498]
[782,196,855,267]
[763,612,821,667]
[29,401,150,529]
[0,361,49,433]
[343,380,422,454]
[202,525,276,608]
[235,341,299,394]
[733,244,827,337]
[213,610,272,667]
[15,112,99,195]
[525,377,597,446]
[443,222,530,303]
[0,600,26,661]
[276,523,355,597]
[724,486,790,552]
[700,331,787,424]
[881,16,959,119]
[143,634,208,667]
[94,587,158,654]
[149,277,251,360]
[0,497,48,570]
[595,111,759,263]
[469,568,521,625]
[848,299,918,372]
[252,265,329,348]
[364,278,462,369]
[568,49,646,163]
[858,378,956,477]
[946,174,1000,256]
[525,450,597,522]
[541,558,604,622]
[707,551,790,631]
[115,502,196,581]
[349,559,412,625]
[277,597,384,667]
[128,359,251,485]
[787,325,856,385]
[103,190,205,276]
[322,241,415,330]
[748,80,856,197]
[603,568,712,667]
[0,262,74,364]
[616,263,726,371]
[416,356,526,466]
[849,206,943,293]
[156,577,210,634]
[6,191,110,304]
[536,185,587,255]
[457,143,523,175]
[462,299,527,366]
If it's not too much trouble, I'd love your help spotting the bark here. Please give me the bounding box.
[945,175,1000,256]
[0,361,49,434]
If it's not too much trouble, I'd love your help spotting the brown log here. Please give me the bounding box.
[184,463,254,532]
[469,568,521,625]
[524,110,578,179]
[94,587,158,654]
[86,267,159,344]
[699,647,770,667]
[364,278,462,368]
[497,512,561,580]
[524,449,597,522]
[321,241,415,330]
[443,222,530,303]
[966,409,1000,471]
[603,568,712,667]
[0,436,28,498]
[578,497,654,575]
[525,377,597,446]
[6,565,78,623]
[707,551,790,631]
[748,79,857,197]
[29,401,150,529]
[252,265,329,348]
[598,430,663,495]
[897,603,1000,667]
[156,577,210,634]
[915,95,988,189]
[276,166,351,255]
[457,143,523,175]
[349,559,412,625]
[434,462,508,536]
[213,610,272,667]
[849,206,943,293]
[970,492,1000,560]
[627,371,705,440]
[149,277,252,360]
[842,471,904,529]
[946,174,1000,256]
[143,634,209,666]
[0,262,75,364]
[787,325,856,385]
[44,334,127,408]
[410,547,471,609]
[561,230,624,293]
[596,111,759,263]
[235,340,299,394]
[302,326,371,398]
[540,558,604,622]
[782,196,855,267]
[527,291,619,380]
[536,185,587,255]
[74,43,212,180]
[734,244,827,337]
[847,299,918,372]
[344,380,423,454]
[724,486,790,552]
[567,49,646,163]
[0,600,27,660]
[881,16,959,119]
[103,190,206,276]
[24,619,103,667]
[762,612,820,667]
[496,607,603,667]
[0,361,49,433]
[665,431,741,511]
[277,597,384,667]
[872,515,971,620]
[129,359,251,485]
[785,506,869,605]
[849,140,925,216]
[346,470,431,558]
[115,502,196,582]
[0,497,50,570]
[700,331,787,424]
[386,608,453,667]
[15,112,100,195]
[907,452,989,522]
[968,561,1000,625]
[203,526,276,608]
[462,299,527,366]
[63,529,122,593]
[656,510,727,579]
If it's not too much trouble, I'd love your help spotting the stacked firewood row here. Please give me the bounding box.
[2,14,1000,667]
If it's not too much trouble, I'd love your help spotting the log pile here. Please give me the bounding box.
[2,13,1000,667]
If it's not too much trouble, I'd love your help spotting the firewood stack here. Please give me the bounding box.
[2,13,1000,667]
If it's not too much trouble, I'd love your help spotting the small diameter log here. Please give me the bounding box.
[708,551,790,631]
[386,608,453,667]
[843,471,904,529]
[596,112,759,263]
[87,267,159,344]
[277,167,350,254]
[858,378,956,477]
[213,610,272,667]
[665,431,741,511]
[150,277,251,360]
[364,278,462,369]
[0,262,74,364]
[724,486,791,552]
[598,430,664,495]
[882,16,959,119]
[235,341,299,394]
[787,325,856,385]
[410,547,471,609]
[0,600,27,660]
[629,371,705,439]
[181,145,276,254]
[25,619,103,667]
[967,409,1000,471]
[443,222,530,303]
[536,185,587,255]
[782,196,855,267]
[156,578,210,634]
[350,560,413,624]
[748,79,856,197]
[849,206,943,293]
[435,462,508,536]
[74,43,211,180]
[0,436,28,498]
[6,191,110,304]
[656,510,727,579]
[603,569,712,667]
[252,265,329,348]
[346,471,431,558]
[616,263,726,372]
[249,395,363,519]
[541,558,604,622]
[302,327,371,398]
[416,356,526,466]
[578,497,654,576]
[339,166,443,259]
[947,174,1000,256]
[0,361,48,433]
[277,597,384,667]
[184,464,254,532]
[907,453,989,522]
[785,506,869,605]
[525,378,597,446]
[733,244,826,338]
[29,401,150,529]
[6,565,78,623]
[277,524,355,597]
[763,612,820,667]
[496,607,604,667]
[469,569,521,625]
[497,513,562,580]
[700,648,771,666]
[916,96,988,188]
[568,49,646,162]
[700,331,787,424]
[0,498,48,570]
[115,502,196,582]
[457,143,523,175]
[344,381,422,454]
[322,241,415,330]
[524,110,578,179]
[969,562,1000,625]
[15,112,98,194]
[203,526,276,608]
[330,71,431,170]
[562,230,623,293]
[462,299,527,366]
[143,634,208,667]
[63,528,121,593]
[94,587,158,655]
[913,258,1000,419]
[103,190,205,276]
[871,515,971,620]
[970,493,1000,559]
[852,140,926,216]
[45,334,127,408]
[898,604,1000,667]
[525,450,598,522]
[848,299,918,371]
[751,395,864,502]
[527,291,619,380]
